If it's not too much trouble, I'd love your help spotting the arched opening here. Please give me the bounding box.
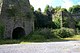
[12,27,25,39]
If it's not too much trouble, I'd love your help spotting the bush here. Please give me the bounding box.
[38,28,53,39]
[31,28,54,39]
[52,28,75,38]
[76,28,80,35]
[0,22,5,39]
[29,34,45,42]
[25,28,75,42]
[25,28,60,41]
[36,28,60,39]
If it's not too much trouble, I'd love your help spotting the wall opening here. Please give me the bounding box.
[12,27,25,39]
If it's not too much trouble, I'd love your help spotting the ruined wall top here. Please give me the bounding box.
[0,0,32,18]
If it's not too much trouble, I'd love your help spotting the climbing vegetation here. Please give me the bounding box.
[6,5,17,17]
[0,21,5,39]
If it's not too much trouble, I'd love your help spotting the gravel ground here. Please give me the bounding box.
[0,41,80,53]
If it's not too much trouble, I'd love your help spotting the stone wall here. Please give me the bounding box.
[52,11,77,29]
[72,13,80,21]
[0,0,34,39]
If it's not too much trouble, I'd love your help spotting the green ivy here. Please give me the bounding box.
[26,12,32,18]
[0,21,5,39]
[6,6,17,17]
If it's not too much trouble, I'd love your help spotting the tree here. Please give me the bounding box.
[30,5,34,12]
[44,5,55,28]
[61,8,68,12]
[69,5,80,13]
[44,5,49,13]
[37,8,41,13]
[77,22,80,29]
[54,6,61,12]
[44,5,55,14]
[34,9,47,29]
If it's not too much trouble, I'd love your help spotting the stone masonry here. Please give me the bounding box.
[52,11,80,29]
[0,0,34,39]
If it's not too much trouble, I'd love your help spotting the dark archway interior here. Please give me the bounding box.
[12,27,25,39]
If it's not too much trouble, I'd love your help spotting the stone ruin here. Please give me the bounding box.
[0,0,34,39]
[52,11,80,29]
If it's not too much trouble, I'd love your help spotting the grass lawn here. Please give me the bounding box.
[64,35,80,40]
[0,35,80,45]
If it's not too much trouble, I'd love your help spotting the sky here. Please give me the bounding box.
[29,0,80,12]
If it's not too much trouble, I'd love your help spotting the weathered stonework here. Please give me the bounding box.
[52,11,77,29]
[0,0,34,39]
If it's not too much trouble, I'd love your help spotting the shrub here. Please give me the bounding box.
[29,34,45,42]
[25,28,75,42]
[38,28,52,39]
[52,28,75,38]
[53,17,61,29]
[24,29,46,41]
[36,28,59,39]
[76,28,80,35]
[30,28,54,39]
[0,22,5,39]
[25,28,60,41]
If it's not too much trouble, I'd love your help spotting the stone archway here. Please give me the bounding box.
[12,27,25,39]
[0,0,34,39]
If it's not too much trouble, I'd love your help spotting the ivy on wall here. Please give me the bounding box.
[26,12,32,18]
[6,4,17,17]
[6,8,16,17]
[0,21,5,39]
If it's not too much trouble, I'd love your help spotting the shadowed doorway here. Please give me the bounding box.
[12,27,25,39]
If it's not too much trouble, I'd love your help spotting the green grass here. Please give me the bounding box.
[0,38,64,45]
[0,39,21,45]
[64,35,80,40]
[0,35,80,45]
[0,39,31,45]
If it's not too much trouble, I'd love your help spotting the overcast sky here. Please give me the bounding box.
[29,0,80,12]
